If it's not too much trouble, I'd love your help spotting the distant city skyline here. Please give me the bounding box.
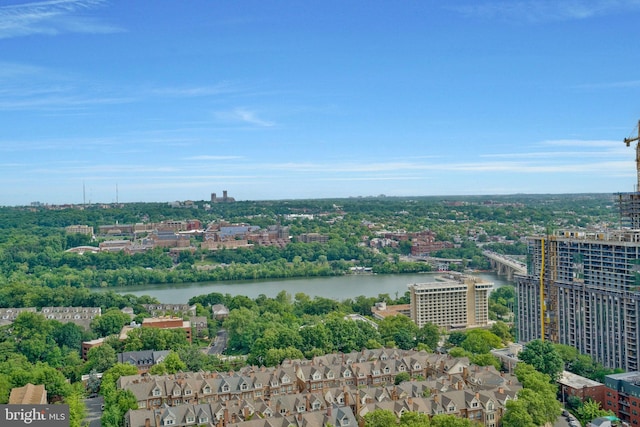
[2,1,640,206]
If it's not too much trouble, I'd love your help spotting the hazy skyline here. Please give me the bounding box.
[2,0,640,205]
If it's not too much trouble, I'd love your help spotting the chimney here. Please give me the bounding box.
[224,403,230,424]
[475,392,480,400]
[433,394,439,403]
[145,418,151,427]
[327,406,332,417]
[498,387,504,394]
[343,386,350,406]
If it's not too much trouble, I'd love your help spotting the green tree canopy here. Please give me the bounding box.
[518,339,564,381]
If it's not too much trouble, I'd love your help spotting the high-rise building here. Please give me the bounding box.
[408,273,491,329]
[516,192,640,371]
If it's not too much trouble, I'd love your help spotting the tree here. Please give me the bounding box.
[416,322,439,350]
[395,372,411,385]
[518,339,564,381]
[85,344,117,373]
[431,414,476,427]
[502,399,536,427]
[363,409,397,427]
[399,411,430,427]
[164,351,187,374]
[575,399,614,426]
[91,309,132,337]
[460,329,502,354]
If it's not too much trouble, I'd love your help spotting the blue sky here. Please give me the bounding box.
[2,0,640,205]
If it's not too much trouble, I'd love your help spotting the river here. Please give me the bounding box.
[106,271,513,303]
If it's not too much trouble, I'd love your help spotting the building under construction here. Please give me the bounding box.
[516,121,640,371]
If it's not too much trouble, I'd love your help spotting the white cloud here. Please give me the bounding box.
[215,108,275,127]
[0,0,123,39]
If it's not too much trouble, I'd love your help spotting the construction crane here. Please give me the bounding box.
[624,119,640,191]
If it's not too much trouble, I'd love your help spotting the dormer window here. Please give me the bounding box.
[343,370,351,377]
[153,389,161,397]
[312,373,321,381]
[312,401,321,410]
[184,389,192,396]
[341,417,350,426]
[448,405,455,412]
[241,383,248,390]
[186,415,195,423]
[399,365,406,372]
[297,406,305,413]
[221,384,230,392]
[487,402,494,411]
[282,376,290,384]
[472,401,478,408]
[383,367,389,373]
[173,388,180,396]
[199,416,208,423]
[414,364,421,370]
[203,386,211,394]
[327,371,334,379]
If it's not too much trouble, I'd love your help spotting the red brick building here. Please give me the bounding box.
[142,317,192,343]
[604,372,640,426]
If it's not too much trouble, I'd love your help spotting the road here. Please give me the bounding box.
[83,395,104,427]
[208,329,228,355]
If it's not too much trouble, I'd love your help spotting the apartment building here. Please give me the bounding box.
[408,274,492,329]
[516,226,640,371]
[603,372,640,426]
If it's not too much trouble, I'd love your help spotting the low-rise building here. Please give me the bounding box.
[41,306,101,330]
[0,307,37,326]
[558,371,605,407]
[118,350,171,373]
[9,383,47,404]
[142,317,192,343]
[119,349,520,427]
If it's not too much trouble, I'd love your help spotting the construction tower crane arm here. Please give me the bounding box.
[624,119,640,191]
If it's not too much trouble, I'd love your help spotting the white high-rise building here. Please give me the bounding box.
[408,274,492,329]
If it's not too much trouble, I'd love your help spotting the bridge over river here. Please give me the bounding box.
[483,250,526,280]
